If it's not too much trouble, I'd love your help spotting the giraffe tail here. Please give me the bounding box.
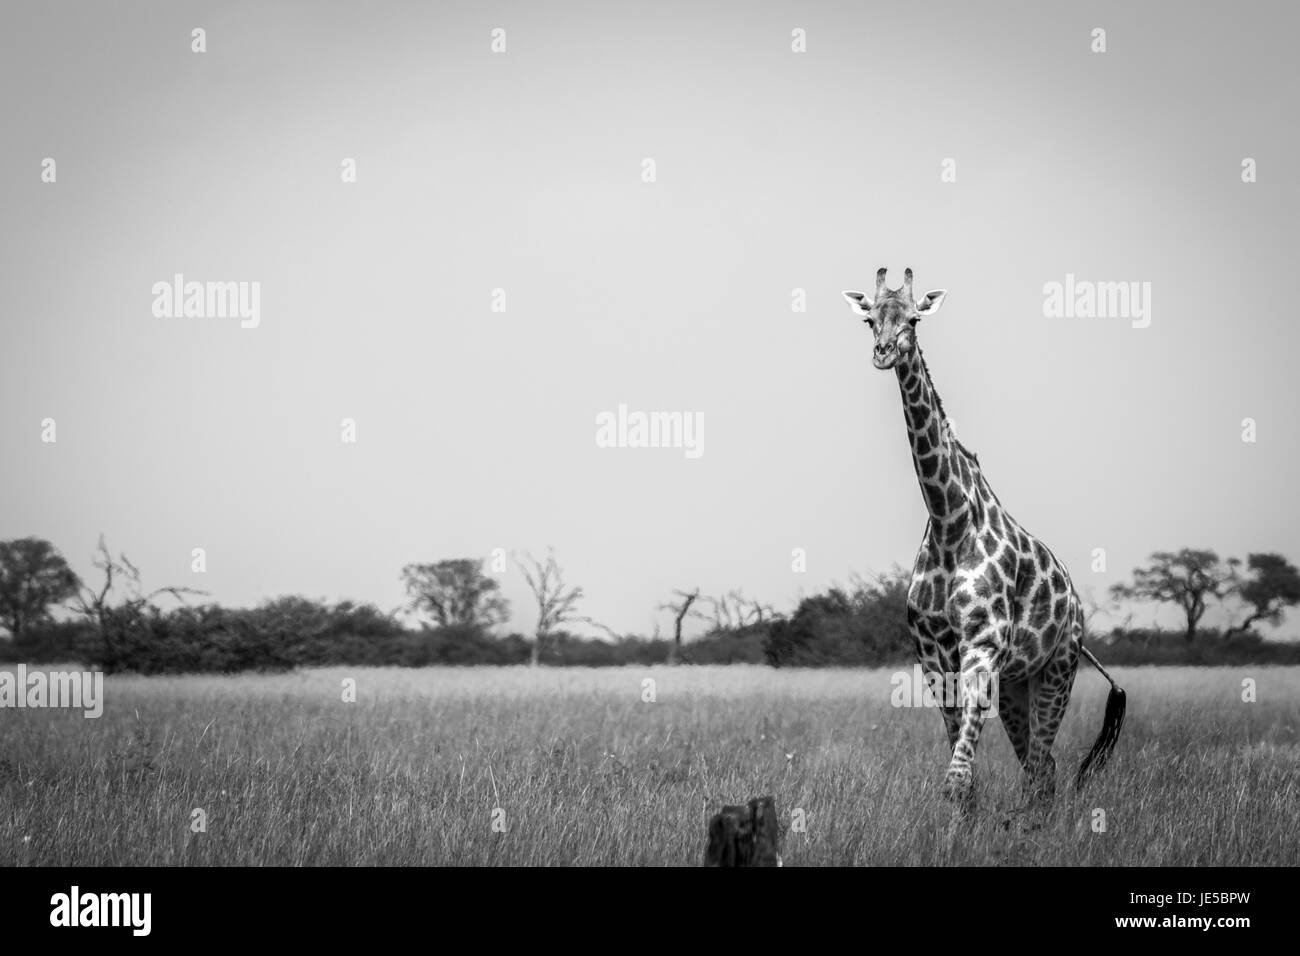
[1075,644,1126,788]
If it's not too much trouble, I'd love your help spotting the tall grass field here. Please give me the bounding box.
[2,665,1296,865]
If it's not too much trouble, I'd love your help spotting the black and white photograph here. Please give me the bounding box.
[0,0,1295,933]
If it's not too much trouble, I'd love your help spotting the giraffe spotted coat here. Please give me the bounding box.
[844,268,1093,810]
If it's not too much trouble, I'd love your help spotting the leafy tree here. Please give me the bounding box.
[400,558,510,630]
[763,567,911,667]
[1110,549,1240,644]
[764,588,853,667]
[0,537,80,641]
[847,567,913,656]
[1226,553,1300,638]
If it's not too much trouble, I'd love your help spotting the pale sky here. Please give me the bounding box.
[2,1,1297,639]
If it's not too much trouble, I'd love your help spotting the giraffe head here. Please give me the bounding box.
[842,268,947,370]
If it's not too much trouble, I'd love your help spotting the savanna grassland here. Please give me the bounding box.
[1,664,1297,866]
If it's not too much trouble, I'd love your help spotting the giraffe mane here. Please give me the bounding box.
[954,438,980,466]
[916,351,946,420]
[914,347,982,469]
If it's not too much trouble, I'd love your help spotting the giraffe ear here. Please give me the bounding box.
[842,290,872,315]
[915,289,947,316]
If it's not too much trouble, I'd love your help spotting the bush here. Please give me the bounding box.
[538,631,670,666]
[683,625,768,664]
[0,619,95,664]
[6,591,1297,674]
[1091,627,1300,666]
[764,570,913,667]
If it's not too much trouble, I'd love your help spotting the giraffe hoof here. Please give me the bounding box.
[1026,784,1056,807]
[941,772,975,813]
[999,809,1044,833]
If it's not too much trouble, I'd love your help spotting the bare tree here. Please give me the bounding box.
[72,536,205,669]
[658,588,701,664]
[1077,585,1118,640]
[700,589,776,632]
[700,592,734,631]
[584,620,623,641]
[516,548,586,666]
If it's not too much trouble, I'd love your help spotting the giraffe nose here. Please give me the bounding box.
[874,341,895,358]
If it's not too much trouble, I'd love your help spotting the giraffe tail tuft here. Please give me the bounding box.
[1075,645,1126,788]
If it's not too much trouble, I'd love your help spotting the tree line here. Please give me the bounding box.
[0,537,1298,673]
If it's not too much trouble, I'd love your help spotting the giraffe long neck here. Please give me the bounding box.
[895,348,973,528]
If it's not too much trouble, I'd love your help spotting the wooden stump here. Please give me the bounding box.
[704,795,782,867]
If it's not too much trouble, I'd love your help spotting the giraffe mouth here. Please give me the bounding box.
[872,345,900,370]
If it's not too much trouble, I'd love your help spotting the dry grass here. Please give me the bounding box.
[1,664,1297,865]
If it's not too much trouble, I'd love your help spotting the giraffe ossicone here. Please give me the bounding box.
[842,267,1126,814]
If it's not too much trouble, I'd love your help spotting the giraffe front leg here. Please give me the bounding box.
[939,705,961,752]
[915,635,962,755]
[941,652,999,814]
[932,640,964,755]
[938,595,1011,816]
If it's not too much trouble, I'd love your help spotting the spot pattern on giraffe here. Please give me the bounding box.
[843,267,1126,812]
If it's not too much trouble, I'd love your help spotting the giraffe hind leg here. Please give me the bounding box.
[997,679,1051,829]
[998,678,1032,776]
[1026,640,1081,804]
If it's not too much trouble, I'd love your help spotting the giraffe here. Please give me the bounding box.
[842,267,1125,814]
